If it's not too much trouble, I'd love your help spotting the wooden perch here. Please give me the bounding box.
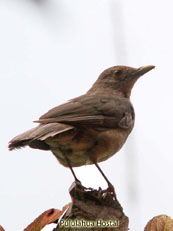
[53,182,129,231]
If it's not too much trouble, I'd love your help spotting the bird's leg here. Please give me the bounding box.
[93,161,116,198]
[63,154,93,191]
[63,154,81,184]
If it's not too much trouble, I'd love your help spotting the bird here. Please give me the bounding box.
[9,65,155,196]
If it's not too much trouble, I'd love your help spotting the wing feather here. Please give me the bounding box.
[35,94,134,128]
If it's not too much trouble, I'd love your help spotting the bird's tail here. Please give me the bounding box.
[8,123,74,151]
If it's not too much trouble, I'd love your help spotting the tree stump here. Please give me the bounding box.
[54,182,128,231]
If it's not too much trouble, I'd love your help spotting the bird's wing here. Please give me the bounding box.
[36,94,134,129]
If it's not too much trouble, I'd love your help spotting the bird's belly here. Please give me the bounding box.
[46,128,132,167]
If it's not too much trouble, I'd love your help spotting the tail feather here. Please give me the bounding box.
[8,123,74,151]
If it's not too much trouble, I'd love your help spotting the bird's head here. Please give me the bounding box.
[89,65,155,98]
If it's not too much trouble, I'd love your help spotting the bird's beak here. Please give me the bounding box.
[122,65,155,97]
[133,65,155,77]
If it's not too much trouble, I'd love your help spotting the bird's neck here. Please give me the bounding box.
[87,84,131,98]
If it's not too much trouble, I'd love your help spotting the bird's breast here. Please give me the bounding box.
[94,127,133,163]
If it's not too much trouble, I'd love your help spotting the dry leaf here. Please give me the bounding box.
[144,215,173,231]
[0,225,5,231]
[24,204,70,231]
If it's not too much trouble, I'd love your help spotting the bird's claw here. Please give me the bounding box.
[107,183,116,198]
[101,183,116,199]
[75,178,82,185]
[74,180,94,191]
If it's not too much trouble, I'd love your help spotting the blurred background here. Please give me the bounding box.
[0,0,172,230]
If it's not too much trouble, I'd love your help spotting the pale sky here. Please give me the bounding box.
[0,0,173,231]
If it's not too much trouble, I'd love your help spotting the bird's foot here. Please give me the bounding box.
[102,183,116,199]
[107,183,116,199]
[74,180,93,191]
[74,178,85,189]
[75,178,82,185]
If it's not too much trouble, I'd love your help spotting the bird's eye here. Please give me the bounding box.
[114,70,122,76]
